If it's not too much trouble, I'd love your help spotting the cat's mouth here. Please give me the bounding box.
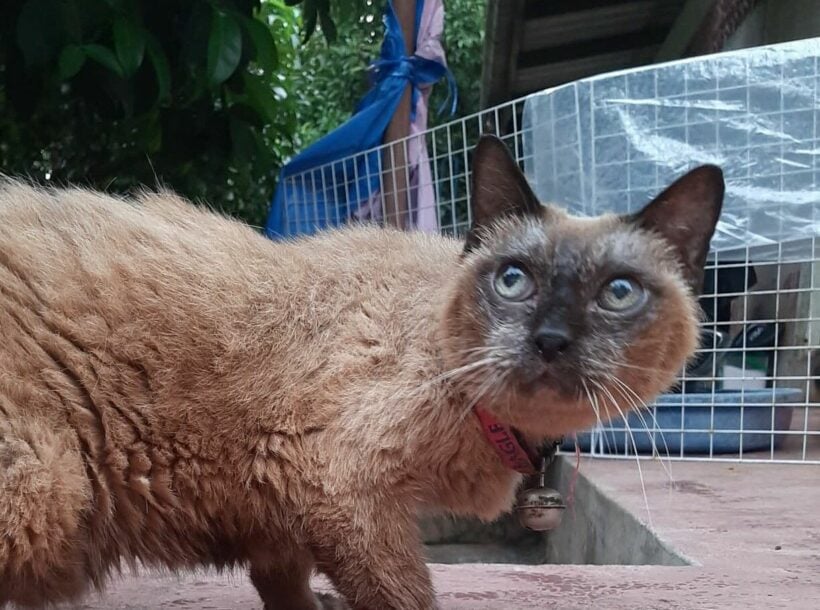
[515,360,584,399]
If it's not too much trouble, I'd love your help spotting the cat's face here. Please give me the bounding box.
[442,136,724,439]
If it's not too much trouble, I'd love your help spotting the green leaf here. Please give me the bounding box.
[238,14,278,73]
[58,44,86,79]
[230,118,256,164]
[113,17,146,77]
[82,44,125,78]
[140,112,163,154]
[207,9,242,87]
[242,71,277,125]
[145,36,171,105]
[229,103,265,128]
[16,0,62,66]
[251,127,274,175]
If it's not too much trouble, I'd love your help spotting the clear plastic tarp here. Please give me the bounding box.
[523,38,820,254]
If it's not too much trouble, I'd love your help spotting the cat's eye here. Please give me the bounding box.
[597,277,646,312]
[494,263,535,301]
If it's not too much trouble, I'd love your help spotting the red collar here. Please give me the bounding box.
[474,407,539,475]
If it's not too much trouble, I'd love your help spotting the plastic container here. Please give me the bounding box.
[522,38,820,256]
[562,388,804,455]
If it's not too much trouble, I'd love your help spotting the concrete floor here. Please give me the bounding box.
[71,458,819,609]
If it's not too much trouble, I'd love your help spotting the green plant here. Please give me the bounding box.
[287,1,383,148]
[0,0,485,227]
[1,0,300,227]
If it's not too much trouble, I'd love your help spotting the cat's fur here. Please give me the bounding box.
[0,135,723,609]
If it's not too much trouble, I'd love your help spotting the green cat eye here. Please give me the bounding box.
[598,277,646,312]
[494,263,535,301]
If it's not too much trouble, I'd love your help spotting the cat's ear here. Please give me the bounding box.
[464,135,542,253]
[631,165,724,293]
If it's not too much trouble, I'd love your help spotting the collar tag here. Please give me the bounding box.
[474,407,537,475]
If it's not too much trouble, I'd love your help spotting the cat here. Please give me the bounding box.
[0,134,723,609]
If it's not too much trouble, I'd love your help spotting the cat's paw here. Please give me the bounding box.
[316,592,351,610]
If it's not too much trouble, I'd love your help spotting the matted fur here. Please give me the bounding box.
[0,155,715,609]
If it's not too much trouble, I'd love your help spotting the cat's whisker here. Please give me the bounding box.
[456,364,510,425]
[584,357,672,472]
[591,380,616,454]
[451,344,520,363]
[482,366,513,413]
[608,375,674,481]
[592,379,653,527]
[597,376,674,487]
[389,357,504,403]
[610,360,667,375]
[596,387,616,456]
[608,376,674,483]
[429,357,501,383]
[579,379,596,448]
[582,378,611,455]
[451,345,508,358]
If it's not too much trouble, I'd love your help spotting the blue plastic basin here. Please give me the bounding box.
[562,388,804,455]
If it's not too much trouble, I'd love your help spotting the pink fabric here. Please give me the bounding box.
[357,0,444,232]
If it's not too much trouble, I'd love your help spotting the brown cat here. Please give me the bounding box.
[0,135,723,609]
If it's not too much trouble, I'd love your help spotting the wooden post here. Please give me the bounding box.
[382,0,416,229]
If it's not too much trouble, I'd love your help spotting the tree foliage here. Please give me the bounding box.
[288,1,383,148]
[0,0,485,227]
[1,0,300,226]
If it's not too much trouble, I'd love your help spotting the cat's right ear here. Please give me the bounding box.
[464,135,542,254]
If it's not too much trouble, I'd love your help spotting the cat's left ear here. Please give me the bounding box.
[464,135,542,253]
[630,165,724,293]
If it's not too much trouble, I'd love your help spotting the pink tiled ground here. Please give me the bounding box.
[73,459,819,609]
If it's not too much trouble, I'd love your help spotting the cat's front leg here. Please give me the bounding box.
[309,505,435,610]
[249,550,323,610]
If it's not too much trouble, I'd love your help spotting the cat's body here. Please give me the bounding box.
[0,184,500,606]
[0,136,723,609]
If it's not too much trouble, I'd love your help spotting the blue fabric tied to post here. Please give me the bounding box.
[264,0,455,239]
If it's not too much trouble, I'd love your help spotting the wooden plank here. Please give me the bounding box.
[480,0,527,107]
[521,0,683,51]
[655,0,714,61]
[513,45,660,94]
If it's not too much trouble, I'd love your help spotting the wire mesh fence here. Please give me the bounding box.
[278,39,820,464]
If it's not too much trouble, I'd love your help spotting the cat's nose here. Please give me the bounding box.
[533,325,572,361]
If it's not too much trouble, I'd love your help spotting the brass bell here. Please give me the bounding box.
[515,456,566,531]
